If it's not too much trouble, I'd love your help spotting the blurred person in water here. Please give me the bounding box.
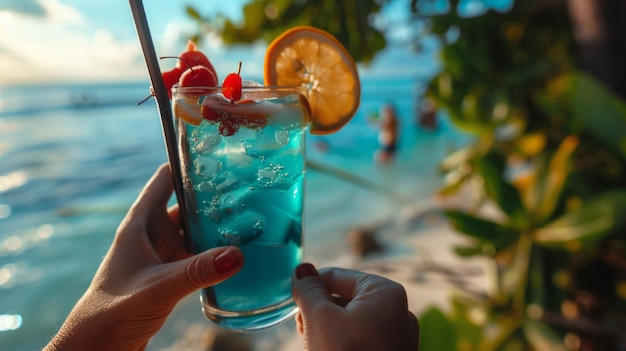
[375,103,399,164]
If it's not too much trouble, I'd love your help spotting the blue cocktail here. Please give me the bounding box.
[172,86,308,331]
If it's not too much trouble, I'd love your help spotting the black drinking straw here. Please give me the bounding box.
[129,0,192,251]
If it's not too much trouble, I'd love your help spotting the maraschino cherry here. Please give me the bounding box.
[177,40,218,81]
[178,64,218,87]
[222,61,243,102]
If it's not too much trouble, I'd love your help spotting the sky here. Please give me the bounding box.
[0,0,512,87]
[0,0,448,87]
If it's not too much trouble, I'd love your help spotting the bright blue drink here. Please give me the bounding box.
[172,86,308,331]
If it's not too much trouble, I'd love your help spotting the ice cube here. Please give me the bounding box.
[194,155,222,178]
[221,186,257,215]
[201,199,223,222]
[275,130,290,145]
[265,103,306,128]
[273,149,305,179]
[195,133,222,155]
[219,229,242,246]
[257,166,277,186]
[255,131,283,152]
[254,205,295,247]
[225,152,254,169]
[215,177,240,193]
[196,181,215,193]
[218,211,266,246]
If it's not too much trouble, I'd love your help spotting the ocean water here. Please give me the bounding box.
[0,78,471,350]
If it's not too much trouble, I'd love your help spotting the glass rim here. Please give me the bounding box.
[171,84,307,93]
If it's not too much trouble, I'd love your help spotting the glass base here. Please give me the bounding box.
[200,293,299,331]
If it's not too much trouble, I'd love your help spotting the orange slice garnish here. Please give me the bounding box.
[173,96,203,126]
[264,26,361,135]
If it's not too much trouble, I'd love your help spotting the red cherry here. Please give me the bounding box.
[161,66,184,98]
[179,65,218,87]
[223,62,243,102]
[178,40,218,81]
[201,104,224,122]
[140,44,218,105]
[219,120,239,136]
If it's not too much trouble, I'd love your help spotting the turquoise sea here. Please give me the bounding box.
[0,78,471,350]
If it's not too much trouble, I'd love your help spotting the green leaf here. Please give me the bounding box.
[449,297,486,348]
[475,153,528,228]
[185,6,202,21]
[454,245,485,257]
[446,210,518,251]
[562,72,626,159]
[534,190,626,250]
[531,136,579,225]
[419,307,458,351]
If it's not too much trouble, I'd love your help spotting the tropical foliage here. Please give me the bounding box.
[416,1,626,349]
[188,0,626,349]
[185,0,388,63]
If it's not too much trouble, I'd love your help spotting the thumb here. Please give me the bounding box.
[292,263,335,313]
[162,246,244,298]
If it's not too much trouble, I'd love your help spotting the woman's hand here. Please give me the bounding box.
[44,164,243,351]
[292,264,420,351]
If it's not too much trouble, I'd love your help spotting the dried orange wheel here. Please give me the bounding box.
[264,26,360,135]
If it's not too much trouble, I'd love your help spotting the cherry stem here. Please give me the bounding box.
[159,56,194,72]
[236,61,242,75]
[136,94,153,106]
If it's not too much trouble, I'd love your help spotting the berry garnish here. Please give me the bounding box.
[160,66,185,99]
[201,101,224,123]
[223,61,243,102]
[219,120,239,136]
[137,45,217,105]
[178,40,218,81]
[179,65,218,87]
[201,99,268,135]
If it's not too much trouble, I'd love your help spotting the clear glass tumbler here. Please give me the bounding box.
[171,85,308,331]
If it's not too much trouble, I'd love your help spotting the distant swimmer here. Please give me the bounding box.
[375,103,399,164]
[417,97,438,130]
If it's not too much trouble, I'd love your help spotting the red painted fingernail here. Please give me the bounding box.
[214,248,241,274]
[296,263,318,280]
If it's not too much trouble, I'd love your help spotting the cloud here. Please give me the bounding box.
[0,4,144,85]
[0,0,46,18]
[0,0,84,25]
[39,0,85,25]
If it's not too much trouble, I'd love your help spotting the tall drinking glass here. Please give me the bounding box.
[171,85,308,331]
